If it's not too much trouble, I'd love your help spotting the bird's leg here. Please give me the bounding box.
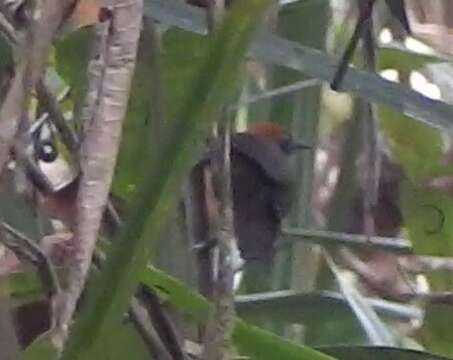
[193,237,218,253]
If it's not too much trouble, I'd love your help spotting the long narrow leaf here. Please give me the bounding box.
[145,0,453,130]
[142,266,334,360]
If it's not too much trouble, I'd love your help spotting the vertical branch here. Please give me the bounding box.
[359,0,380,238]
[203,117,242,360]
[51,0,143,349]
[201,2,242,358]
[188,165,215,299]
[287,1,327,293]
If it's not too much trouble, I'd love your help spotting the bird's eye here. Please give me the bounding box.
[279,137,294,154]
[36,140,58,163]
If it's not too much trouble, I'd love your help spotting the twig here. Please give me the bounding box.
[202,2,241,358]
[359,0,380,239]
[235,289,422,321]
[202,117,242,360]
[50,5,112,345]
[340,247,409,301]
[414,292,453,306]
[330,0,376,90]
[36,77,121,226]
[340,247,453,305]
[92,240,184,359]
[323,249,397,346]
[0,61,27,172]
[186,164,215,299]
[129,298,175,360]
[400,256,453,273]
[36,80,79,154]
[51,0,143,349]
[0,0,77,176]
[0,11,19,45]
[282,227,412,254]
[228,78,321,111]
[0,222,61,297]
[139,286,189,360]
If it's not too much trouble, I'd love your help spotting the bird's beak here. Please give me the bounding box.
[289,141,311,151]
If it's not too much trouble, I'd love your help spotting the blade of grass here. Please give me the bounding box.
[142,266,335,360]
[145,0,453,130]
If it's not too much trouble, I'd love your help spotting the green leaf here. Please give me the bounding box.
[236,290,419,331]
[326,254,397,346]
[146,0,453,130]
[112,28,208,198]
[233,321,333,360]
[54,28,93,107]
[379,103,453,357]
[8,271,44,307]
[319,345,449,360]
[142,266,334,360]
[378,45,445,72]
[22,335,58,360]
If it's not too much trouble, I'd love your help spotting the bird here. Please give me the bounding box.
[193,122,309,263]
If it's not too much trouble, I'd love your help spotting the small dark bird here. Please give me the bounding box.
[195,122,308,263]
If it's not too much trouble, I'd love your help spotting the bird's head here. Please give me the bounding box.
[246,122,311,155]
[230,122,310,184]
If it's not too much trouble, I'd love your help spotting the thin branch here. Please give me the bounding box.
[0,222,61,297]
[203,118,242,360]
[235,290,422,321]
[414,292,453,306]
[323,249,396,346]
[51,0,143,349]
[0,0,77,176]
[282,227,412,254]
[202,2,240,358]
[0,12,19,45]
[0,62,27,172]
[400,256,453,273]
[329,247,453,306]
[228,78,321,111]
[330,0,376,90]
[92,237,185,359]
[139,286,189,360]
[129,298,175,360]
[36,77,121,226]
[36,80,79,154]
[359,0,380,239]
[51,8,112,346]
